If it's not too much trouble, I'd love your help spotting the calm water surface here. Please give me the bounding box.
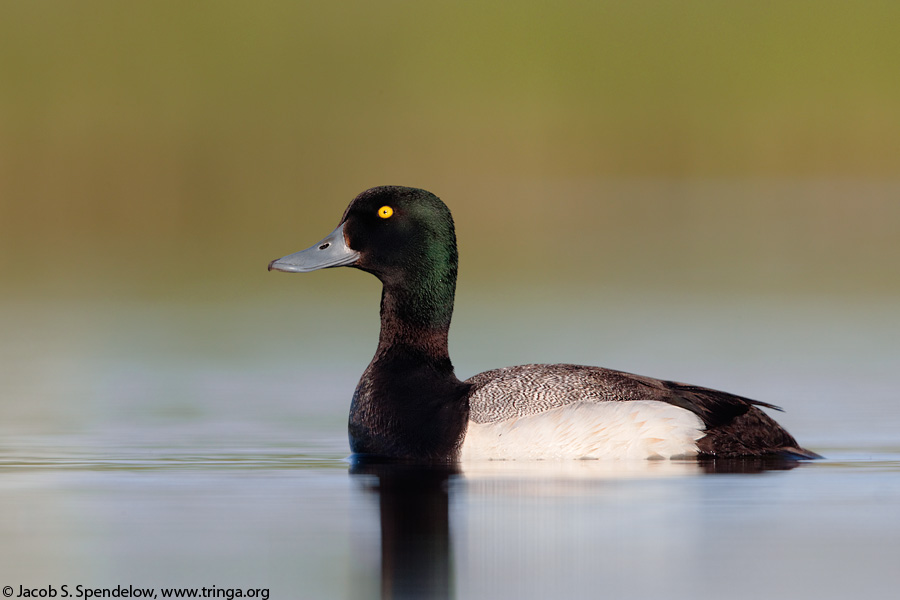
[2,295,899,599]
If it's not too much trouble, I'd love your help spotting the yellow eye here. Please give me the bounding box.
[378,205,393,219]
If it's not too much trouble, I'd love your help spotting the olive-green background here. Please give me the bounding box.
[2,1,898,300]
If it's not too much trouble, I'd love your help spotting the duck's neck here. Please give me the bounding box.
[375,274,455,360]
[349,270,470,461]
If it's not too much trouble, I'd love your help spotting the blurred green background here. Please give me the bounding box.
[1,0,898,300]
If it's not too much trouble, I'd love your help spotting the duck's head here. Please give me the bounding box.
[269,186,458,289]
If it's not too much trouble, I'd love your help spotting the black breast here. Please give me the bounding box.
[349,346,471,461]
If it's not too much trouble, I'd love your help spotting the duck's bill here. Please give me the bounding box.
[268,223,360,273]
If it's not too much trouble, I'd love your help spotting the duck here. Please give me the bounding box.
[269,186,817,462]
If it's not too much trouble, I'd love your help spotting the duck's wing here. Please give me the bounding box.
[464,363,769,425]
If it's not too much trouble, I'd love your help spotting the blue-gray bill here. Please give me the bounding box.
[268,223,359,273]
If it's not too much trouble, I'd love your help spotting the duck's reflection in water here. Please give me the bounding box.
[351,458,458,600]
[350,456,805,599]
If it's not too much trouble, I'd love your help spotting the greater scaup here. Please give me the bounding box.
[269,186,817,462]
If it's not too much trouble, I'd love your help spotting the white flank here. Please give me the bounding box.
[459,400,705,461]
